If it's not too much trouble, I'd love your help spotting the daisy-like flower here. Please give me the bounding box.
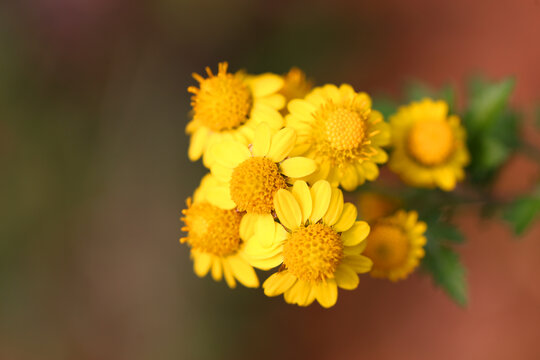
[180,174,259,288]
[388,98,470,191]
[207,123,317,246]
[279,67,313,111]
[363,210,427,281]
[286,84,391,191]
[187,62,286,167]
[246,180,373,308]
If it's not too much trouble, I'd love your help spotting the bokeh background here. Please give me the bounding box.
[1,0,540,359]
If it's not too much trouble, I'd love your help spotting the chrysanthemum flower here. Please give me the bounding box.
[206,123,317,246]
[180,175,259,288]
[285,84,391,191]
[279,67,313,110]
[187,62,286,167]
[245,180,372,308]
[363,210,427,281]
[388,99,470,191]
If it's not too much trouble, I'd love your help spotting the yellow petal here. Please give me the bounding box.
[323,187,344,226]
[210,163,233,183]
[280,157,317,178]
[340,165,359,191]
[251,103,284,129]
[206,185,236,210]
[309,180,332,223]
[211,140,251,169]
[363,161,379,181]
[211,258,223,281]
[287,99,316,119]
[193,252,212,277]
[333,203,357,232]
[334,264,359,290]
[314,279,338,308]
[227,255,259,288]
[258,93,286,109]
[188,127,209,161]
[249,73,284,98]
[247,254,284,270]
[244,237,284,260]
[274,189,302,231]
[284,280,314,306]
[291,180,312,223]
[222,259,236,288]
[253,213,276,248]
[267,127,296,163]
[239,213,258,240]
[263,271,297,296]
[342,255,373,273]
[341,221,370,246]
[371,148,389,164]
[435,167,457,191]
[252,123,272,157]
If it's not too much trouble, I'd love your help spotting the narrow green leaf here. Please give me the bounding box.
[503,194,540,236]
[465,77,515,136]
[430,223,465,244]
[423,245,468,306]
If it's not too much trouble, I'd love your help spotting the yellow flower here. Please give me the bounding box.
[187,62,286,167]
[245,180,372,308]
[285,84,391,191]
[279,67,313,111]
[388,99,470,191]
[180,174,259,288]
[206,123,317,246]
[363,210,427,281]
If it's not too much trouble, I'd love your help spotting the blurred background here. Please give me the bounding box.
[1,0,539,359]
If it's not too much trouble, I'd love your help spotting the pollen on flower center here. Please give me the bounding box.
[189,63,252,132]
[283,223,344,282]
[324,107,366,151]
[230,157,287,213]
[363,224,409,270]
[407,119,455,166]
[181,202,242,256]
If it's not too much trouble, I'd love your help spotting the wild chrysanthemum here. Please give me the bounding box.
[245,180,372,308]
[187,62,285,167]
[180,175,259,288]
[388,99,469,191]
[206,123,317,246]
[285,84,391,191]
[363,210,427,281]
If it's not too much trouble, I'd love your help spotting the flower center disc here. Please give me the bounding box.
[364,224,409,270]
[183,202,242,256]
[407,119,454,166]
[195,73,252,131]
[283,223,343,282]
[325,107,366,151]
[229,157,287,213]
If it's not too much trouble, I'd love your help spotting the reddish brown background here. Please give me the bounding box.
[0,0,539,359]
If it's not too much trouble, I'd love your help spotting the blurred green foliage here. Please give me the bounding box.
[503,187,540,236]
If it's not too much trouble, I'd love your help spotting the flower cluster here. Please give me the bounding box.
[180,62,471,308]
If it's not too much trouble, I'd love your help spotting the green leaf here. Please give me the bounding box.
[372,96,398,120]
[503,192,540,235]
[423,244,468,306]
[464,77,515,136]
[429,222,465,244]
